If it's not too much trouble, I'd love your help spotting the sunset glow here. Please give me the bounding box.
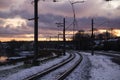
[0,56,8,62]
[0,29,120,42]
[98,29,120,37]
[98,29,107,33]
[113,29,120,37]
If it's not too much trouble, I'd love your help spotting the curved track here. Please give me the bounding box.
[24,52,74,80]
[24,52,83,80]
[55,52,83,80]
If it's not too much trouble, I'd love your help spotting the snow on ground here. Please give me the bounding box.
[65,53,91,80]
[0,56,55,72]
[0,62,25,79]
[1,53,69,80]
[0,54,58,79]
[0,51,120,80]
[0,62,23,71]
[81,52,120,80]
[0,63,26,79]
[39,52,80,80]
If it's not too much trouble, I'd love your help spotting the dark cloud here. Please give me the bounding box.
[92,17,120,29]
[0,0,120,40]
[0,0,14,9]
[0,9,32,19]
[0,24,33,37]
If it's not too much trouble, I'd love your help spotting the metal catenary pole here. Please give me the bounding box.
[63,18,66,55]
[91,18,94,55]
[56,18,66,55]
[28,0,57,65]
[33,0,39,64]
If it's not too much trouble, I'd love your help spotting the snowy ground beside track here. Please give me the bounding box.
[65,53,91,80]
[0,53,69,80]
[81,52,120,80]
[0,51,120,80]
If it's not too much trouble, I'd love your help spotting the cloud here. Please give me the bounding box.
[0,0,120,41]
[0,0,14,12]
[1,0,120,18]
[0,16,33,38]
[32,0,120,19]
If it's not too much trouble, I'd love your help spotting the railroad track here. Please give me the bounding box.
[84,51,120,58]
[24,52,83,80]
[94,51,120,58]
[55,52,83,80]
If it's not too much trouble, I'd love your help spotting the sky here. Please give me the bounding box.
[0,0,120,42]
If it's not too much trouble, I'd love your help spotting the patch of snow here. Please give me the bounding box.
[88,53,120,80]
[19,51,34,57]
[1,51,120,80]
[0,62,23,71]
[108,39,118,41]
[65,53,91,80]
[8,57,25,60]
[52,52,57,57]
[2,53,69,80]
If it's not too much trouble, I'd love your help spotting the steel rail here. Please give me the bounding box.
[91,51,120,58]
[84,51,120,58]
[56,52,83,80]
[24,52,75,80]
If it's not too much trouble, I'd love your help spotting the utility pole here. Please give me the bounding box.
[69,1,85,39]
[91,18,94,55]
[56,18,66,55]
[49,36,51,41]
[28,0,58,65]
[28,0,39,65]
[32,0,39,65]
[58,34,60,41]
[63,18,66,55]
[69,0,85,50]
[71,3,76,40]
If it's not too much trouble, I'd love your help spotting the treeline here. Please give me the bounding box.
[72,30,120,51]
[0,40,33,57]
